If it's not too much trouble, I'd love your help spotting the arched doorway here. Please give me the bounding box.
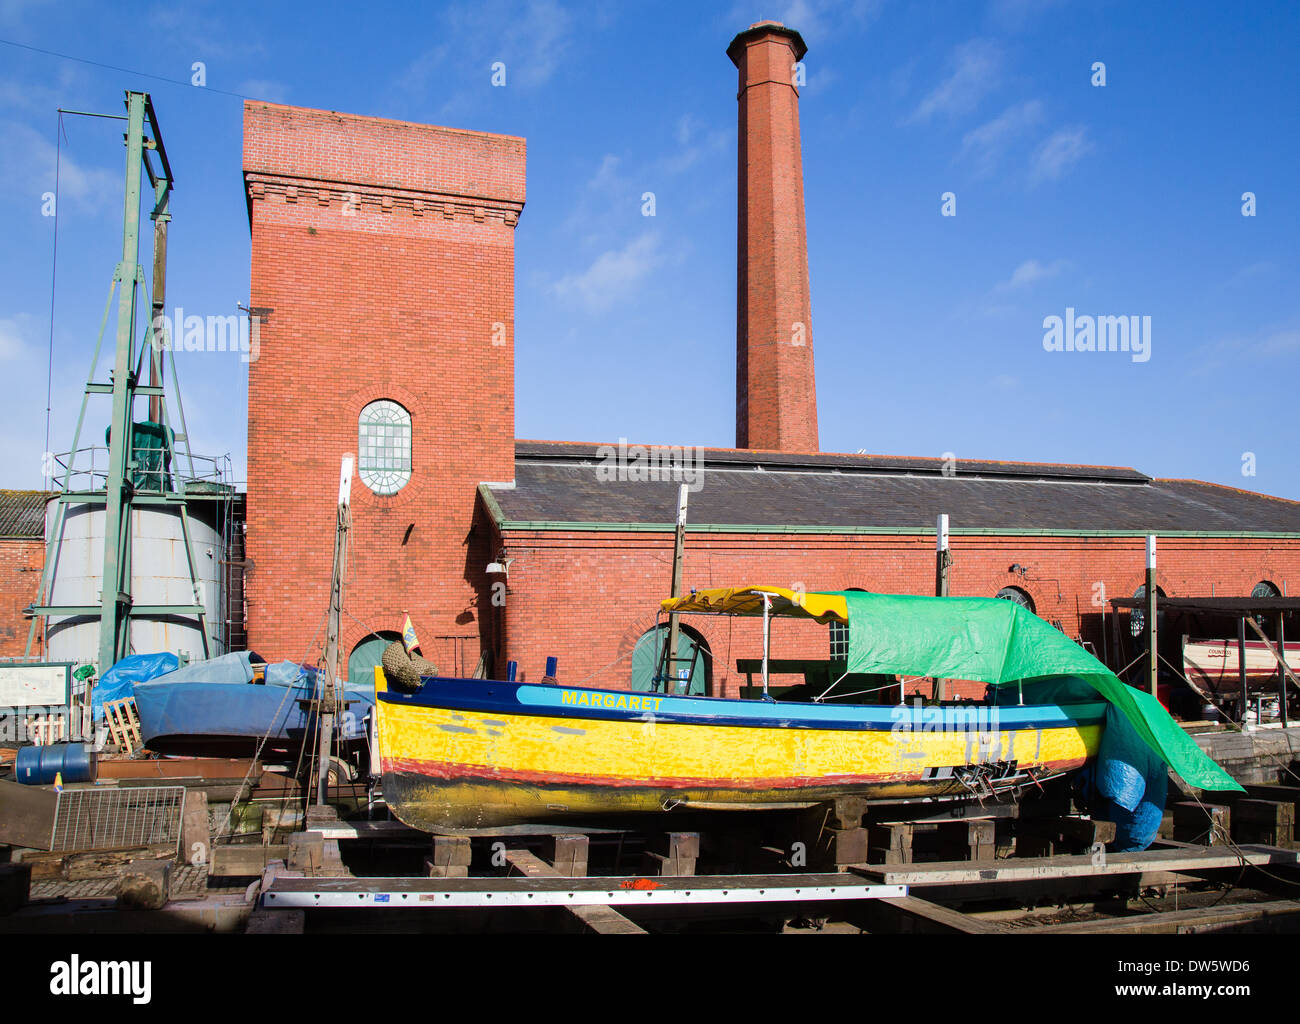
[629,624,711,695]
[349,631,403,687]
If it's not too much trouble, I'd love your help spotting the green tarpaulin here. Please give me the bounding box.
[836,591,1241,792]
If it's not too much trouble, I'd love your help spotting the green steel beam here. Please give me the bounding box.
[97,90,146,672]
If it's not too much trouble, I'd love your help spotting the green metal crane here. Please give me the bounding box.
[25,91,220,675]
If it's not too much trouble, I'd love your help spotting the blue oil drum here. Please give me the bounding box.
[15,743,97,785]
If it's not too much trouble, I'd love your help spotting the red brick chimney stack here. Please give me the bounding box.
[728,21,819,452]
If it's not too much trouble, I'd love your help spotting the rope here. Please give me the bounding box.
[0,36,261,101]
[211,609,328,844]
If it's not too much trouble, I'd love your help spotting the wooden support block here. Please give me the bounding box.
[245,908,305,934]
[867,823,914,866]
[1232,799,1295,849]
[1158,809,1175,840]
[424,835,473,878]
[1055,816,1117,848]
[1172,802,1230,846]
[211,844,291,877]
[1016,834,1055,858]
[0,863,32,914]
[965,820,996,862]
[643,832,698,876]
[287,833,323,874]
[116,859,172,910]
[179,790,210,868]
[825,827,869,868]
[541,834,589,877]
[830,796,869,830]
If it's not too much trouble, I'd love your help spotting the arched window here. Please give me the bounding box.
[995,586,1035,614]
[358,400,412,495]
[629,624,711,696]
[1129,584,1165,637]
[1252,581,1281,636]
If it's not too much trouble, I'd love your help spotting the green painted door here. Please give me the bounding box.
[349,632,401,687]
[629,626,708,695]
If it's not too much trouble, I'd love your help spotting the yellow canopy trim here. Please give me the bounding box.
[660,586,848,624]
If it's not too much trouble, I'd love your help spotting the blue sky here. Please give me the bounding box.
[1,0,1297,502]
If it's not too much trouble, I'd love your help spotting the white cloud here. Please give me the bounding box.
[0,118,119,217]
[396,0,576,116]
[908,39,1002,123]
[995,258,1069,291]
[552,233,664,314]
[959,99,1043,175]
[1029,125,1092,184]
[237,79,290,104]
[724,0,884,45]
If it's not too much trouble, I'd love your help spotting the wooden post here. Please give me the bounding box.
[315,456,353,810]
[1238,616,1250,727]
[661,484,689,694]
[148,205,168,424]
[932,514,950,701]
[1279,614,1289,729]
[1145,535,1157,696]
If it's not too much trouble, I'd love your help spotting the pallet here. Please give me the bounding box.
[103,698,143,755]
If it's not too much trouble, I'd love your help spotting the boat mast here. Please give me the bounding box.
[313,455,353,813]
[661,484,689,694]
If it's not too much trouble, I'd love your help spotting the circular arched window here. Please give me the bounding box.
[995,586,1035,614]
[1253,581,1281,599]
[1129,584,1165,637]
[358,400,412,495]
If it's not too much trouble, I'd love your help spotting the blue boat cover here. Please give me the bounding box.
[132,656,373,746]
[93,652,179,721]
[1095,703,1168,852]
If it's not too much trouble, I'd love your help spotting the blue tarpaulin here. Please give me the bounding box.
[1095,704,1169,852]
[132,656,373,752]
[93,652,179,721]
[150,650,255,686]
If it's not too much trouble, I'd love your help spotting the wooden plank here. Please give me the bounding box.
[1030,898,1300,934]
[210,844,291,877]
[871,895,1003,935]
[852,845,1300,886]
[505,849,646,935]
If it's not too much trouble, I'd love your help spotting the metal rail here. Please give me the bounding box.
[263,873,907,909]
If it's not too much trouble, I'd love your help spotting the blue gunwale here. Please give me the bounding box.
[378,677,1109,732]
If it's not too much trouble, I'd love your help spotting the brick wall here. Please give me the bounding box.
[0,539,44,657]
[492,527,1300,699]
[730,23,818,452]
[243,102,524,672]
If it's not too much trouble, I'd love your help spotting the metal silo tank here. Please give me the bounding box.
[44,497,227,666]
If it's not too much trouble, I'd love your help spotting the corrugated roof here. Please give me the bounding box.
[0,491,48,539]
[484,443,1300,534]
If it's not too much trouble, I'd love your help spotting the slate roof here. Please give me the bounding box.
[482,442,1300,535]
[0,491,49,539]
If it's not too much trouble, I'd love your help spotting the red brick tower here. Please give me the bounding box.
[242,103,525,675]
[729,21,819,452]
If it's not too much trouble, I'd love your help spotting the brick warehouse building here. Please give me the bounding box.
[234,20,1300,702]
[6,23,1300,697]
